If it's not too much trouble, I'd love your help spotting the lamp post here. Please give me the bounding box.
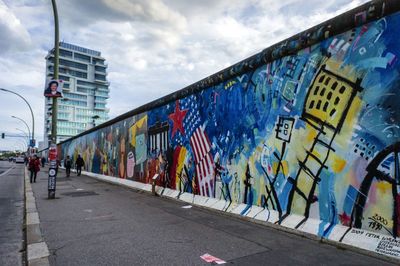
[11,116,31,142]
[0,88,35,146]
[16,128,29,142]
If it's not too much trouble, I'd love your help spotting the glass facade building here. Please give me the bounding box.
[43,42,109,145]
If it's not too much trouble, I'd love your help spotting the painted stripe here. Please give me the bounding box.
[190,138,199,163]
[198,161,205,181]
[197,128,208,156]
[0,166,15,177]
[192,132,203,162]
[194,128,206,158]
[198,126,210,153]
[199,126,211,152]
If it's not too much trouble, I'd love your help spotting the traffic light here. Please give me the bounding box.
[1,133,4,139]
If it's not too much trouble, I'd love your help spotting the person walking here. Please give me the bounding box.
[64,155,72,177]
[28,155,40,183]
[75,155,84,176]
[41,156,46,167]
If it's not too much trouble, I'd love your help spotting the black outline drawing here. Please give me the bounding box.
[351,142,400,237]
[281,65,363,228]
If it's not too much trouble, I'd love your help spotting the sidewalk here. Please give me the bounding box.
[30,169,395,265]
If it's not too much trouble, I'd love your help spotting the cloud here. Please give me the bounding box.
[0,0,371,150]
[0,1,31,54]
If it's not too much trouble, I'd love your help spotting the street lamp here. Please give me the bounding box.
[16,128,29,141]
[11,116,31,142]
[0,88,35,145]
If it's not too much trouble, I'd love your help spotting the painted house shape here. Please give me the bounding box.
[286,65,362,227]
[148,121,169,154]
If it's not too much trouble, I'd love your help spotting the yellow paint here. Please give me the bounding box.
[331,155,346,173]
[272,161,289,176]
[376,181,392,194]
[306,129,318,142]
[130,115,147,146]
[175,147,187,188]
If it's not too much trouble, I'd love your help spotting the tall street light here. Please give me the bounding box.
[51,0,59,145]
[11,115,31,141]
[0,88,35,146]
[16,128,30,145]
[16,128,29,141]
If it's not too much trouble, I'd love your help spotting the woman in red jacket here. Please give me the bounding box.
[28,155,41,183]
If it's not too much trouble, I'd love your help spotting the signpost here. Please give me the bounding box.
[48,144,57,199]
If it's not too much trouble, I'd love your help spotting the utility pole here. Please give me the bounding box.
[51,0,59,145]
[48,0,60,199]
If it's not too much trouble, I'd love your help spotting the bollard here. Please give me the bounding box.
[152,174,159,196]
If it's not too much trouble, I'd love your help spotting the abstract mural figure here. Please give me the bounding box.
[284,65,363,226]
[351,142,400,237]
[262,116,295,216]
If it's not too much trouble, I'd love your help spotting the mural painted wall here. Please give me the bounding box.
[59,6,400,241]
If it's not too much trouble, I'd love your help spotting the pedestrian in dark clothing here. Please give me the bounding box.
[75,155,84,176]
[64,155,72,177]
[28,155,40,183]
[41,157,46,167]
[55,159,61,175]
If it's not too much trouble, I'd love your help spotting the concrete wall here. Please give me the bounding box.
[58,0,400,258]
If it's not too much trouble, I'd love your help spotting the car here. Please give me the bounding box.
[15,157,25,164]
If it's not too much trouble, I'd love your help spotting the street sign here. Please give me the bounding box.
[30,139,36,147]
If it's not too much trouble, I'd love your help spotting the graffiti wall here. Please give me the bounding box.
[59,1,400,246]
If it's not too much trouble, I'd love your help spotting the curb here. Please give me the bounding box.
[24,168,50,266]
[79,170,399,264]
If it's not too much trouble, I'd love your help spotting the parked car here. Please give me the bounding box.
[15,157,25,164]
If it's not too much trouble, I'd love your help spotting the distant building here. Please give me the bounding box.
[43,42,110,145]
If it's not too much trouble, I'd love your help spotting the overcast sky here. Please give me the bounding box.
[0,0,369,151]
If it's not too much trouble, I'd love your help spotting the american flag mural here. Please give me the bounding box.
[181,96,215,198]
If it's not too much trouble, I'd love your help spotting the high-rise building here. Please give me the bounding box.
[43,42,110,145]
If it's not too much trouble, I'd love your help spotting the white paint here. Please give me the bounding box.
[179,192,194,203]
[280,214,305,229]
[229,203,249,215]
[245,206,264,219]
[27,212,40,225]
[27,242,50,260]
[0,166,15,177]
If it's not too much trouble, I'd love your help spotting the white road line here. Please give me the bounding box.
[0,165,16,177]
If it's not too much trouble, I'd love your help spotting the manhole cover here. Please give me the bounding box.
[61,191,98,197]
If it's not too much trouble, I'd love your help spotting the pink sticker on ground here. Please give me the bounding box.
[200,253,226,264]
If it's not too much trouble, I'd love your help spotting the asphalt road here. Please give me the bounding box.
[0,161,25,266]
[31,169,395,266]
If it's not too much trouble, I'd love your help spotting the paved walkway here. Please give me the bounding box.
[0,161,24,266]
[30,168,394,265]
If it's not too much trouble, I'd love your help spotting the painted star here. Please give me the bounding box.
[168,100,189,138]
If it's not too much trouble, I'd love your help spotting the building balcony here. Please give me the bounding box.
[94,79,109,85]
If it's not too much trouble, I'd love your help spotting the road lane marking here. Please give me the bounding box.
[0,165,15,177]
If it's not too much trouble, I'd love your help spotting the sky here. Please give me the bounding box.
[0,0,370,151]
